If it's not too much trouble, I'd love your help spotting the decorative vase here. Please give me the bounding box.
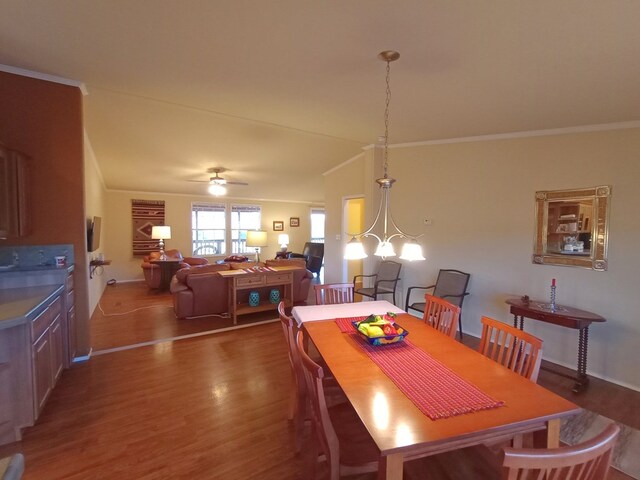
[269,289,280,304]
[248,291,260,307]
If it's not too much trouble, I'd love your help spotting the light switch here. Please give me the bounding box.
[336,234,341,241]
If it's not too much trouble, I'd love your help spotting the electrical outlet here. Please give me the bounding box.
[423,218,433,226]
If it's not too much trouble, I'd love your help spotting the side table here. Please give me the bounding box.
[149,259,182,290]
[505,298,606,393]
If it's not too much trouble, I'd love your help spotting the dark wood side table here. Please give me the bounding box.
[505,298,605,393]
[149,259,182,290]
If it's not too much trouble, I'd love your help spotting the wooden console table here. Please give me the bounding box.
[219,267,297,324]
[505,298,605,393]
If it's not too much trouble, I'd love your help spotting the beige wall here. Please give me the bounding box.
[326,127,640,389]
[83,132,108,314]
[104,190,315,281]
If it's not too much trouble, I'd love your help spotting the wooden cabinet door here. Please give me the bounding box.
[50,315,64,385]
[12,151,29,236]
[0,146,11,238]
[67,305,76,363]
[33,331,52,416]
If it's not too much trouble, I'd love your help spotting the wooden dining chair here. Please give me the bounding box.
[296,330,379,480]
[422,294,460,339]
[501,423,620,479]
[278,302,307,452]
[314,283,354,305]
[479,316,543,382]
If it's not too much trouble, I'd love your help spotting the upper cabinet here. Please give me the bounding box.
[0,144,29,239]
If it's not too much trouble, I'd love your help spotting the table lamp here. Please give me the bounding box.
[151,225,171,260]
[246,230,268,262]
[277,234,289,252]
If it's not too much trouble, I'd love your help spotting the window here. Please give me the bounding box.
[310,207,325,243]
[231,204,262,254]
[192,203,226,255]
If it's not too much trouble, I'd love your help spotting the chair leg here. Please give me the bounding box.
[458,313,464,340]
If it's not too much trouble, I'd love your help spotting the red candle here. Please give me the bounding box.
[552,278,556,287]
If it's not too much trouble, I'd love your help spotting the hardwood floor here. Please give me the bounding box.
[1,283,636,479]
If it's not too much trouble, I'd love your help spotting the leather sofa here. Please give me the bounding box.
[170,258,312,319]
[141,249,208,289]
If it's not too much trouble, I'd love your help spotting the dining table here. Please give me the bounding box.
[294,301,581,480]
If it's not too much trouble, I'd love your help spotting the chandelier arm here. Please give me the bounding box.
[388,212,424,240]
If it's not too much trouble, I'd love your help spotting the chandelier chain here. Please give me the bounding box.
[383,59,391,178]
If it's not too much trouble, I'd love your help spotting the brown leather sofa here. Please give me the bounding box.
[170,258,312,319]
[141,249,208,289]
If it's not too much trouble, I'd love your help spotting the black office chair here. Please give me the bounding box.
[405,269,470,338]
[353,260,402,306]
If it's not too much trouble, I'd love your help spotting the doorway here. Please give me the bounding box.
[343,196,365,286]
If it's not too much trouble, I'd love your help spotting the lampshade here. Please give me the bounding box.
[208,183,227,196]
[246,230,268,247]
[151,226,171,240]
[344,237,367,260]
[277,234,290,248]
[399,240,426,261]
[374,241,396,258]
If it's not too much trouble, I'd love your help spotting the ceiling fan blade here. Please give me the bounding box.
[226,181,249,186]
[187,179,210,183]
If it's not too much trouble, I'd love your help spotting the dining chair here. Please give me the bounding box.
[405,269,470,338]
[278,302,307,452]
[353,260,402,305]
[422,294,460,339]
[295,330,379,480]
[501,423,620,480]
[479,316,543,382]
[314,283,355,305]
[0,453,24,480]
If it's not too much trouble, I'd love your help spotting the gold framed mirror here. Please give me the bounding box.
[533,186,611,271]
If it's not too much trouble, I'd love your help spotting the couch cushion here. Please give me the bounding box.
[230,261,264,270]
[175,263,230,282]
[266,258,307,269]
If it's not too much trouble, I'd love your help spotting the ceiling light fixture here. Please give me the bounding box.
[208,183,227,196]
[344,51,425,262]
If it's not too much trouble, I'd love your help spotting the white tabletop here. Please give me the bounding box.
[291,300,405,326]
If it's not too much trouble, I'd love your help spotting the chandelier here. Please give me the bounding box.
[344,51,425,261]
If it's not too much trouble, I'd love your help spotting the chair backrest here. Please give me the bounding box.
[377,260,402,284]
[432,269,470,307]
[479,316,543,382]
[296,330,339,471]
[314,283,354,305]
[501,423,620,480]
[278,302,306,399]
[423,294,460,338]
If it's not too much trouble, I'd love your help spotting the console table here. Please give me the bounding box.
[505,298,605,393]
[219,267,297,324]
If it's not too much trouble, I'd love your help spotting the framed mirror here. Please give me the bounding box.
[533,186,611,271]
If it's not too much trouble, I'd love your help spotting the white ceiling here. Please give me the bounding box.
[1,1,639,203]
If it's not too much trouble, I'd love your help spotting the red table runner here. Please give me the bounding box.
[336,316,505,420]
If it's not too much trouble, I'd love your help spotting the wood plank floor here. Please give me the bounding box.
[1,283,637,479]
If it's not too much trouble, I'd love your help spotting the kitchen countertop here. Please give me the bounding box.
[0,284,64,330]
[0,264,74,274]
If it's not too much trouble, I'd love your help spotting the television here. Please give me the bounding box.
[87,216,102,252]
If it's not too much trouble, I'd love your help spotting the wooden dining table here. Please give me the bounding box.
[302,310,580,480]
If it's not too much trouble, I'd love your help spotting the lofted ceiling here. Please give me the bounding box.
[1,1,639,203]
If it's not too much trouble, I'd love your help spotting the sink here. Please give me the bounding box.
[0,264,16,271]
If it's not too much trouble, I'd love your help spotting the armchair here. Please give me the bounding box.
[288,242,324,277]
[353,260,402,306]
[405,269,470,338]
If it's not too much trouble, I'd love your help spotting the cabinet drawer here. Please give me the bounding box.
[236,275,265,287]
[32,307,51,341]
[266,273,292,285]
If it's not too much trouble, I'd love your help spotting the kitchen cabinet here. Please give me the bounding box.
[0,144,29,239]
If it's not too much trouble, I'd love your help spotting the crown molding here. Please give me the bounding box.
[322,151,366,176]
[0,63,88,95]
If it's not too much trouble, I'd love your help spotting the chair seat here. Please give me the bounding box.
[408,302,426,313]
[328,402,379,467]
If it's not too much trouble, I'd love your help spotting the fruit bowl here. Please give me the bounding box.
[352,313,409,346]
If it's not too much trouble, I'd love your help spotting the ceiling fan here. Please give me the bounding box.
[189,167,249,196]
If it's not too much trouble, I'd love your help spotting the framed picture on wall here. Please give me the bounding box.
[273,221,284,231]
[290,217,300,227]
